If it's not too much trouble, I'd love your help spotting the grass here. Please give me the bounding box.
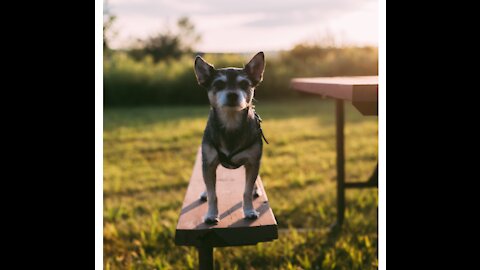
[104,98,378,269]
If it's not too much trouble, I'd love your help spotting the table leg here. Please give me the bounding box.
[335,99,346,228]
[197,243,214,270]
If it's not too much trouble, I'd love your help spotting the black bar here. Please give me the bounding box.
[336,99,345,227]
[198,244,214,270]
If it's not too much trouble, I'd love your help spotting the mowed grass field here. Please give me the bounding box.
[104,99,378,270]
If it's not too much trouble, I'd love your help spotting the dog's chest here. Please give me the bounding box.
[216,109,244,131]
[217,136,249,169]
[218,144,230,157]
[218,136,242,156]
[207,108,259,159]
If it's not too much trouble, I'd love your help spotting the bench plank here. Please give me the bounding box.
[175,148,278,247]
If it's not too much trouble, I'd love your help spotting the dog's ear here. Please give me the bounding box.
[244,52,265,86]
[194,56,215,87]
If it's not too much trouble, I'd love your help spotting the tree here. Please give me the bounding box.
[103,1,117,53]
[129,17,201,63]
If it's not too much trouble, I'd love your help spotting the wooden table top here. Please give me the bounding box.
[175,148,278,247]
[291,76,378,115]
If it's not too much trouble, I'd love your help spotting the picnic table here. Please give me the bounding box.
[291,76,378,228]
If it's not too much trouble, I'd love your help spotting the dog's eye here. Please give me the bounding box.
[239,80,250,90]
[214,80,226,90]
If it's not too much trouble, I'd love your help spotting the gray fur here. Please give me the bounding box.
[194,52,266,224]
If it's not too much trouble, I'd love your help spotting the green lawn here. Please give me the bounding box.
[104,98,378,270]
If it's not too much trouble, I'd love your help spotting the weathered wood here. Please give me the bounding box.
[175,148,278,247]
[291,76,378,116]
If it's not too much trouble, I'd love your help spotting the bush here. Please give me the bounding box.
[104,46,378,107]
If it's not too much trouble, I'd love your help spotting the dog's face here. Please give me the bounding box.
[194,52,265,111]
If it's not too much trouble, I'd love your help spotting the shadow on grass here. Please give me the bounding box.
[104,181,188,199]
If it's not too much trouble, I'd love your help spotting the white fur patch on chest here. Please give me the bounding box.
[217,109,244,131]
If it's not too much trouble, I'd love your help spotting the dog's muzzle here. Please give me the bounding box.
[226,92,239,106]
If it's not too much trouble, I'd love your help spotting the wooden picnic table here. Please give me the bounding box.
[291,76,378,229]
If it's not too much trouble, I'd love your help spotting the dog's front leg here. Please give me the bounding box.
[202,164,219,224]
[202,144,220,224]
[244,162,260,219]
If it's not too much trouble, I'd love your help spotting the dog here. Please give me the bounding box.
[194,52,267,224]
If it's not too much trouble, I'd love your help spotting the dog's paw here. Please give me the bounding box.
[253,188,262,198]
[204,214,219,224]
[200,191,207,201]
[244,209,260,220]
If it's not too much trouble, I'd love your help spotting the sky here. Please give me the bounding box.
[106,0,378,52]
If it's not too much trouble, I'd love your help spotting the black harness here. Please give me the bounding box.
[211,108,269,169]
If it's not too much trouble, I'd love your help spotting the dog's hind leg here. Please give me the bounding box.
[253,184,262,198]
[244,163,260,219]
[200,191,208,201]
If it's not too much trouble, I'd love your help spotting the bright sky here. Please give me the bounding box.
[107,0,378,52]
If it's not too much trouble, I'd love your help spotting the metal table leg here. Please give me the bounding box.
[335,99,346,229]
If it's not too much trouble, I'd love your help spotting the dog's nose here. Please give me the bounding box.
[227,92,238,104]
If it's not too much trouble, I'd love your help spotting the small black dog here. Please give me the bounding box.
[194,52,267,224]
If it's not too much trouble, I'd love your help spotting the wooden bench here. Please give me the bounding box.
[175,148,278,270]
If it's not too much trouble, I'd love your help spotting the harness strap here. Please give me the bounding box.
[211,107,269,168]
[254,111,269,145]
[214,144,247,169]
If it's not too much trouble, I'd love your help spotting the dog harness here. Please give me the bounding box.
[211,109,269,169]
